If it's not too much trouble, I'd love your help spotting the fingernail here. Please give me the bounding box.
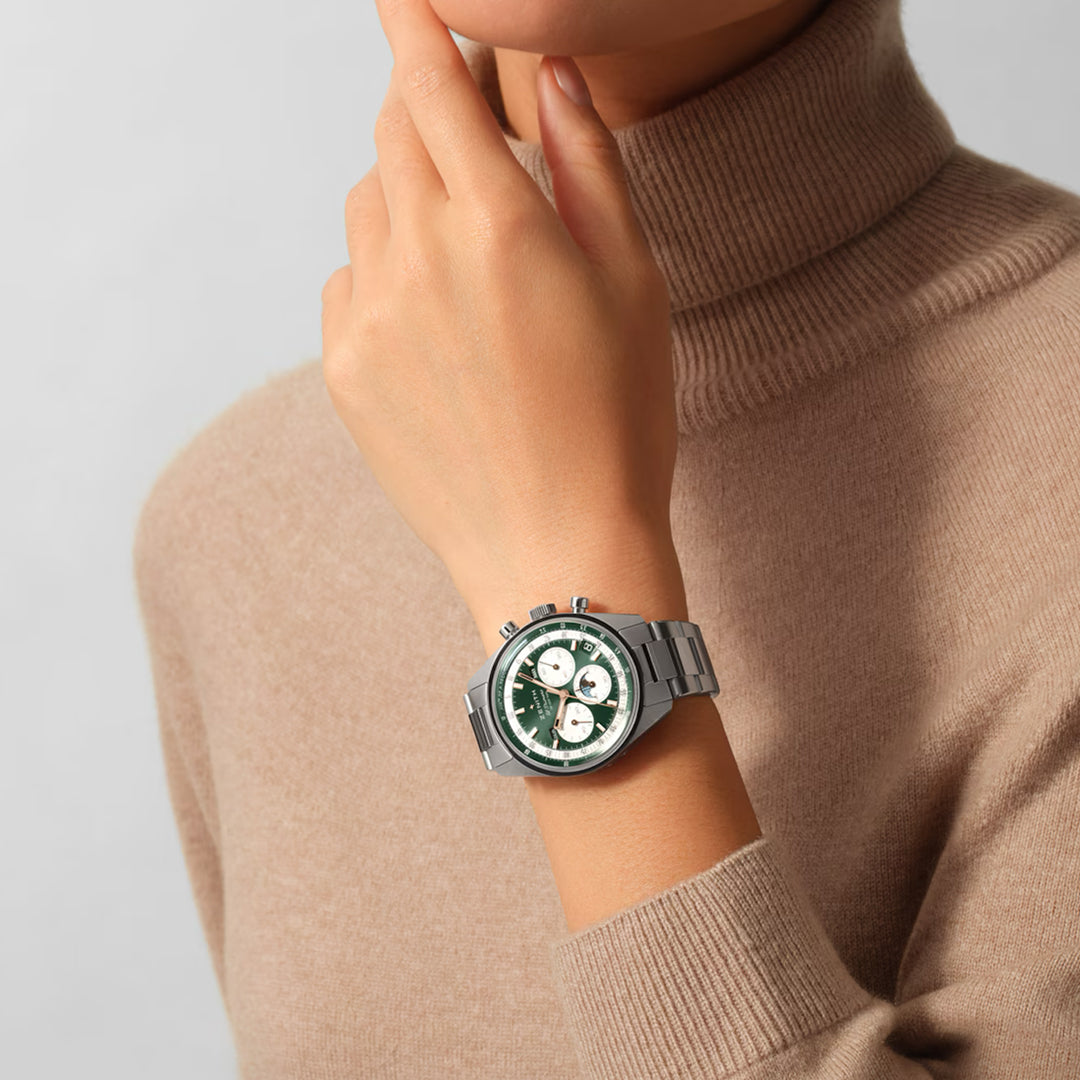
[551,55,592,108]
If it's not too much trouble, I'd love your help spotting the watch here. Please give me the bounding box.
[462,596,719,777]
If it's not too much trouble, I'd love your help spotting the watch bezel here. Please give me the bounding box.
[486,611,644,777]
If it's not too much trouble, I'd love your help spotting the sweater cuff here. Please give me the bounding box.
[548,833,874,1079]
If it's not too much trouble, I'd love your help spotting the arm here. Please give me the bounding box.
[539,688,1080,1078]
[469,544,762,937]
[524,692,760,935]
[469,554,1080,1078]
[320,3,1080,1074]
[133,478,229,1006]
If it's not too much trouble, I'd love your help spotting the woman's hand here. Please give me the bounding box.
[321,0,685,646]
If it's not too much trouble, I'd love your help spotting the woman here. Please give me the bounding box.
[133,0,1080,1075]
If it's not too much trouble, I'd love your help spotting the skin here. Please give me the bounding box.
[321,0,822,934]
[481,0,830,140]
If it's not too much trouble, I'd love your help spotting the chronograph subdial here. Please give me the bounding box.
[557,701,595,743]
[536,646,575,687]
[572,663,613,705]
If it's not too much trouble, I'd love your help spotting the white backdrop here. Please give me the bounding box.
[2,1,1077,1076]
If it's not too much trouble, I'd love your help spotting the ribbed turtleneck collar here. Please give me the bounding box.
[458,0,958,426]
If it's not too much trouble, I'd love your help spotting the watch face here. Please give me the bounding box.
[490,614,640,775]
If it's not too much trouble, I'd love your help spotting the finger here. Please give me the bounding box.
[320,264,354,379]
[373,62,447,234]
[345,162,390,283]
[537,56,652,271]
[372,0,522,199]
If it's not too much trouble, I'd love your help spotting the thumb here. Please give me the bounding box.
[537,54,649,269]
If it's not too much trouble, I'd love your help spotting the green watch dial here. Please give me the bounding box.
[490,615,639,773]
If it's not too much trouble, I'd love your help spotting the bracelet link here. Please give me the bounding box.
[642,619,719,699]
[464,701,494,752]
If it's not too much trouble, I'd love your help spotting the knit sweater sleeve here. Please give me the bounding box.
[548,686,1080,1077]
[132,467,229,1010]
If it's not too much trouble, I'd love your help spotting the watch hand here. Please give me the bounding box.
[569,692,614,708]
[553,692,568,733]
[518,671,613,709]
[517,672,562,695]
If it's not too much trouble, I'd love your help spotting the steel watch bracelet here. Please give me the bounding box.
[617,618,720,699]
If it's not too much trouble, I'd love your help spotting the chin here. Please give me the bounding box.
[432,0,665,55]
[433,0,794,56]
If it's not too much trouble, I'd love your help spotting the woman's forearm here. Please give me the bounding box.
[320,0,763,947]
[524,693,762,934]
[469,546,762,935]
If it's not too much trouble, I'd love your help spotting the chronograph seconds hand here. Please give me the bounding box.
[514,672,571,734]
[515,671,563,695]
[513,669,616,743]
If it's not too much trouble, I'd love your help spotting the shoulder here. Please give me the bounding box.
[914,143,1080,327]
[900,153,1080,665]
[912,149,1080,481]
[854,142,1080,435]
[856,142,1080,344]
[131,358,414,631]
[919,146,1080,417]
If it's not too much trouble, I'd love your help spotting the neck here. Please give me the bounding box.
[494,0,830,142]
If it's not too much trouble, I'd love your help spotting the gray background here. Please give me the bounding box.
[1,1,1076,1076]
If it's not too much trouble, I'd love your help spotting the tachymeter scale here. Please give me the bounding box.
[491,618,638,771]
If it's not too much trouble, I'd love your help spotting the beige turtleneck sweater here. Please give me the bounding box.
[132,0,1080,1075]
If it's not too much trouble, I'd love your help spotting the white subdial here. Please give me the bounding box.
[559,701,595,743]
[573,663,612,704]
[536,646,575,687]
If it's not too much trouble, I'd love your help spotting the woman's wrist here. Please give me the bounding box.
[464,522,689,658]
[525,691,762,933]
[460,518,763,934]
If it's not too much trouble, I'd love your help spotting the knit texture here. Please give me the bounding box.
[133,0,1080,1075]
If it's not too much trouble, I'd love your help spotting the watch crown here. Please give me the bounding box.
[528,603,557,622]
[498,620,520,640]
[570,596,589,613]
